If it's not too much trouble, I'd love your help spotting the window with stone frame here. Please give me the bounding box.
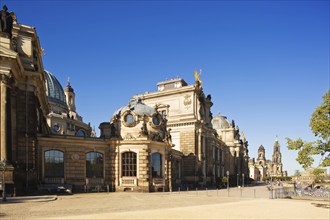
[86,151,103,178]
[76,129,86,137]
[151,153,162,178]
[44,150,64,177]
[121,152,137,177]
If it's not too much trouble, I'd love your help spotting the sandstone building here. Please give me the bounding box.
[248,137,287,181]
[0,6,249,194]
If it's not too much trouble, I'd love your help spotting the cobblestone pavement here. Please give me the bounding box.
[0,186,329,219]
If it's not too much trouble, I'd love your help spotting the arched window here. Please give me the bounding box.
[122,152,137,177]
[151,153,162,178]
[76,129,86,137]
[44,150,64,177]
[86,152,103,178]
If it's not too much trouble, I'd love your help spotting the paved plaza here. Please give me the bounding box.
[0,186,329,219]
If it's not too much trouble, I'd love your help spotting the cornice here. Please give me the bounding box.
[135,84,198,100]
[37,135,108,146]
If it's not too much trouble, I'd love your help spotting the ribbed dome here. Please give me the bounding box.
[113,98,157,117]
[44,70,67,108]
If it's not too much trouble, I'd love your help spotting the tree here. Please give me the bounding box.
[312,168,325,183]
[286,90,330,169]
[222,176,228,186]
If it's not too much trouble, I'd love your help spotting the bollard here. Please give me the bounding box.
[254,189,256,198]
[269,188,273,199]
[187,187,189,194]
[107,185,109,193]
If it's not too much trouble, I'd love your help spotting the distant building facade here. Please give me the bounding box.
[292,168,329,185]
[248,137,287,181]
[0,7,249,194]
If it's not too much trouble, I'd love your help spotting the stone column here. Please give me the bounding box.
[0,75,9,161]
[197,128,202,161]
[168,156,172,192]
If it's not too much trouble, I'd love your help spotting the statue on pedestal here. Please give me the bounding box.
[0,5,13,36]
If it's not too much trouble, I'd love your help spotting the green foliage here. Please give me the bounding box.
[312,168,324,176]
[279,176,292,181]
[310,90,330,141]
[222,176,228,184]
[286,90,330,168]
[312,168,325,183]
[262,176,269,181]
[262,176,292,181]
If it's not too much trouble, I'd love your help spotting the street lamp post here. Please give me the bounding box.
[226,171,229,190]
[1,159,7,202]
[242,173,245,188]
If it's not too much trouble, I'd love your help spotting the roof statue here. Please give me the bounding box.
[242,131,245,141]
[0,5,13,36]
[194,69,202,88]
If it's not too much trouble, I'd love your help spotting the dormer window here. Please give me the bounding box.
[123,111,136,127]
[52,124,60,133]
[151,113,162,127]
[152,116,160,126]
[125,114,134,124]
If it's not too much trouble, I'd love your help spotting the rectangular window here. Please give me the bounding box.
[44,150,64,178]
[86,152,103,178]
[122,152,137,177]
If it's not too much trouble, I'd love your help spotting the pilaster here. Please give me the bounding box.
[0,74,9,161]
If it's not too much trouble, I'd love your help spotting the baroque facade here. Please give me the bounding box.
[0,6,249,194]
[248,137,287,181]
[133,76,249,187]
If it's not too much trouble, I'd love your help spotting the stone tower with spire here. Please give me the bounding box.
[64,78,76,113]
[257,145,266,166]
[271,136,283,176]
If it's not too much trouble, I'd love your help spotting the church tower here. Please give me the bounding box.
[272,136,283,176]
[64,78,76,114]
[257,145,266,166]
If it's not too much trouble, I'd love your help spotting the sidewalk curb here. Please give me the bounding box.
[0,195,57,203]
[290,196,330,202]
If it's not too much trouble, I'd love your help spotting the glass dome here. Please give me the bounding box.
[44,70,68,109]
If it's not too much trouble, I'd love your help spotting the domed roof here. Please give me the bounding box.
[113,98,157,117]
[211,113,230,129]
[64,79,74,93]
[44,70,67,108]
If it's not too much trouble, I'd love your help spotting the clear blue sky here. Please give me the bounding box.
[3,0,329,175]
